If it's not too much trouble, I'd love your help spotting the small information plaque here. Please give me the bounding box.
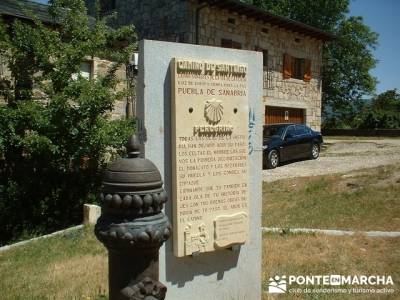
[171,58,250,257]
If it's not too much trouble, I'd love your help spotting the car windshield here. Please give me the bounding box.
[263,125,287,138]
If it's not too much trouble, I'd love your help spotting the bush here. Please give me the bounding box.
[355,89,400,129]
[0,0,136,245]
[356,109,400,129]
[323,89,400,130]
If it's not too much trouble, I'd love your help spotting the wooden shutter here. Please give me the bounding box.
[303,59,312,82]
[283,53,293,79]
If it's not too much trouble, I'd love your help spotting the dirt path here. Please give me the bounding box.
[263,138,400,182]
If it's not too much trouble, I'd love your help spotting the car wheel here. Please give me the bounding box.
[267,150,280,169]
[311,143,320,159]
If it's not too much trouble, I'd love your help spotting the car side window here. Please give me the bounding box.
[285,125,295,138]
[295,125,309,135]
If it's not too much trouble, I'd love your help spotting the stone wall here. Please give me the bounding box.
[92,58,127,119]
[0,55,127,120]
[4,0,324,128]
[86,0,192,43]
[191,3,323,130]
[85,0,324,129]
[0,53,49,104]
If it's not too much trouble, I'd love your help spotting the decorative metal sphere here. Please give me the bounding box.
[95,134,171,251]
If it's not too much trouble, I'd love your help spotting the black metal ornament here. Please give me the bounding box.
[95,134,171,300]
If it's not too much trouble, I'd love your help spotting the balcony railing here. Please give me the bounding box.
[263,67,273,90]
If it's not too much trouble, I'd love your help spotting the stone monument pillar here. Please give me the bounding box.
[95,135,171,300]
[137,40,263,300]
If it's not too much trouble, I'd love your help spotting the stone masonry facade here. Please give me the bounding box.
[1,0,325,130]
[0,55,127,120]
[86,0,192,43]
[86,0,324,130]
[192,4,323,130]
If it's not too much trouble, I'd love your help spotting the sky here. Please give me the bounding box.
[33,0,400,95]
[349,0,400,94]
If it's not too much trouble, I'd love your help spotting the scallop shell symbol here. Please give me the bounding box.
[204,99,223,125]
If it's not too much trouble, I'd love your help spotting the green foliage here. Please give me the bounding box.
[322,16,378,128]
[242,0,378,129]
[243,0,349,32]
[370,89,400,111]
[0,0,136,245]
[355,89,400,129]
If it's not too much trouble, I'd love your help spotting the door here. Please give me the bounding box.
[280,125,299,161]
[295,124,312,156]
[265,106,305,124]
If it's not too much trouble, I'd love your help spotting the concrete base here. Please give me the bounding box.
[83,204,101,225]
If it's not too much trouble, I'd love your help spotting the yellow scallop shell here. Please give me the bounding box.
[204,99,223,125]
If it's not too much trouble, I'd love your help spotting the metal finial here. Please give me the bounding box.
[126,134,141,158]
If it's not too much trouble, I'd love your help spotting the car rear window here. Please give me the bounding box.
[263,126,286,138]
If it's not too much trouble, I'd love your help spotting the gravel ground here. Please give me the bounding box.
[263,138,400,182]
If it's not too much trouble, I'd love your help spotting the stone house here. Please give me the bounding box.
[86,0,334,130]
[1,0,334,130]
[0,0,128,119]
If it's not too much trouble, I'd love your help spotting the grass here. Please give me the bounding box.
[0,226,108,300]
[1,161,400,299]
[1,228,398,300]
[263,163,400,231]
[262,233,400,299]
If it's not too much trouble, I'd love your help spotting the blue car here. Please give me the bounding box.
[263,123,323,169]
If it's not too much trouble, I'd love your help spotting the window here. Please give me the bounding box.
[285,125,295,138]
[227,18,236,25]
[255,46,268,68]
[221,39,242,49]
[293,58,304,80]
[256,47,272,89]
[79,61,92,79]
[283,53,311,82]
[72,61,93,80]
[295,125,310,135]
[263,125,286,138]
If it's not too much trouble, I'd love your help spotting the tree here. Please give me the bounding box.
[242,0,378,129]
[355,89,400,129]
[0,0,136,244]
[322,16,378,128]
[370,89,400,111]
[243,0,348,32]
